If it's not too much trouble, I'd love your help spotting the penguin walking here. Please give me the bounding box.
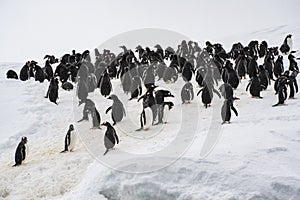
[181,82,194,103]
[246,74,263,98]
[13,137,28,167]
[102,122,119,156]
[106,95,126,125]
[221,98,239,124]
[45,78,59,104]
[61,124,77,153]
[280,34,293,55]
[197,83,221,108]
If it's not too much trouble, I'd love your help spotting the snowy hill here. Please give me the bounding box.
[1,25,300,200]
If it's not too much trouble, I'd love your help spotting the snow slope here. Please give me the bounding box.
[1,24,300,200]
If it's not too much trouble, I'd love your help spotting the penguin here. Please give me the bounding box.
[221,98,238,124]
[102,122,119,156]
[155,90,174,124]
[77,78,89,104]
[98,70,112,97]
[156,62,167,80]
[288,70,298,99]
[258,41,268,58]
[13,137,28,167]
[219,83,234,100]
[45,78,59,104]
[78,99,95,121]
[6,70,18,79]
[273,73,289,106]
[160,102,174,124]
[87,73,98,93]
[34,64,45,83]
[264,52,275,81]
[143,64,155,88]
[138,85,158,123]
[247,56,258,79]
[235,51,248,79]
[197,83,221,108]
[129,76,142,100]
[280,34,292,55]
[106,94,126,125]
[138,107,153,131]
[60,124,77,153]
[181,82,194,103]
[121,67,132,94]
[62,81,74,91]
[246,74,263,98]
[44,60,54,81]
[288,53,299,72]
[274,55,284,78]
[258,65,270,90]
[163,65,178,83]
[19,62,30,81]
[182,61,194,82]
[195,67,206,87]
[222,60,240,89]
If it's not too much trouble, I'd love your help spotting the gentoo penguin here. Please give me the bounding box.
[77,78,89,104]
[248,56,258,79]
[98,70,112,97]
[288,53,299,72]
[102,122,119,156]
[197,83,221,108]
[45,78,59,104]
[280,34,293,55]
[138,107,153,131]
[181,82,194,103]
[44,60,54,81]
[258,41,268,58]
[138,85,158,123]
[219,83,234,100]
[258,65,270,90]
[106,94,126,125]
[235,51,248,79]
[288,70,298,99]
[274,55,284,78]
[13,137,28,167]
[264,52,275,81]
[195,67,206,87]
[6,70,18,79]
[155,90,174,124]
[129,76,142,100]
[62,81,74,91]
[182,61,194,82]
[222,60,239,89]
[121,67,132,94]
[61,124,77,153]
[156,62,167,80]
[273,72,289,106]
[221,98,239,124]
[246,74,263,98]
[77,99,101,129]
[19,62,30,81]
[160,102,174,124]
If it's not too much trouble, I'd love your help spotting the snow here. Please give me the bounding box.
[1,24,300,200]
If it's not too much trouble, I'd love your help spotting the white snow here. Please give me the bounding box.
[1,24,300,200]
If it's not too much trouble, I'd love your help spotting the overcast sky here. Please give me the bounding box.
[0,0,299,62]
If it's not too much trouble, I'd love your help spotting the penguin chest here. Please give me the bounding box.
[68,131,77,151]
[287,38,293,50]
[143,108,153,130]
[162,106,170,124]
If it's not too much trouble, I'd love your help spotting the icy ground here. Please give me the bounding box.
[1,25,300,200]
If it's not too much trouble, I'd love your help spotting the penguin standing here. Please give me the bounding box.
[106,95,126,125]
[248,56,258,79]
[121,67,132,94]
[182,61,194,82]
[221,98,238,124]
[98,71,112,97]
[61,124,77,153]
[139,107,153,131]
[195,67,206,87]
[45,78,59,104]
[258,65,270,90]
[19,62,30,81]
[13,137,28,167]
[161,102,174,124]
[138,85,158,123]
[129,76,142,100]
[181,82,194,103]
[219,83,234,100]
[102,122,119,156]
[280,34,293,55]
[274,55,284,78]
[273,73,289,106]
[155,90,174,124]
[288,71,298,99]
[197,83,221,108]
[222,60,240,89]
[246,74,263,98]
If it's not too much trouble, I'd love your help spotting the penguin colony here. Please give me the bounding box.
[8,34,298,165]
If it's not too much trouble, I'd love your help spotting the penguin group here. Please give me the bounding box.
[9,33,299,164]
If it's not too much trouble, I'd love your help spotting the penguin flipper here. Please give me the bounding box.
[103,149,109,156]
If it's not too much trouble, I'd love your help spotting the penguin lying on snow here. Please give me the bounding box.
[102,122,119,156]
[61,124,77,153]
[6,70,18,79]
[13,137,28,167]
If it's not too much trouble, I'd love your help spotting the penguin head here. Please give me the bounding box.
[287,34,292,38]
[108,94,118,101]
[22,137,28,144]
[69,124,74,131]
[101,121,111,127]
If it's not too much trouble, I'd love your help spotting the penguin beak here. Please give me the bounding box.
[107,96,111,99]
[170,94,174,98]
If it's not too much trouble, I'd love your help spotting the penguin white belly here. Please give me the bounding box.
[24,144,29,160]
[287,38,293,50]
[143,108,153,130]
[162,106,170,124]
[68,130,77,151]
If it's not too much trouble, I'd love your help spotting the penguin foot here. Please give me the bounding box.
[135,128,143,131]
[12,163,20,167]
[60,150,68,153]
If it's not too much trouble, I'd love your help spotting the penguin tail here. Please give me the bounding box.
[12,163,19,167]
[272,103,279,107]
[103,149,109,156]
